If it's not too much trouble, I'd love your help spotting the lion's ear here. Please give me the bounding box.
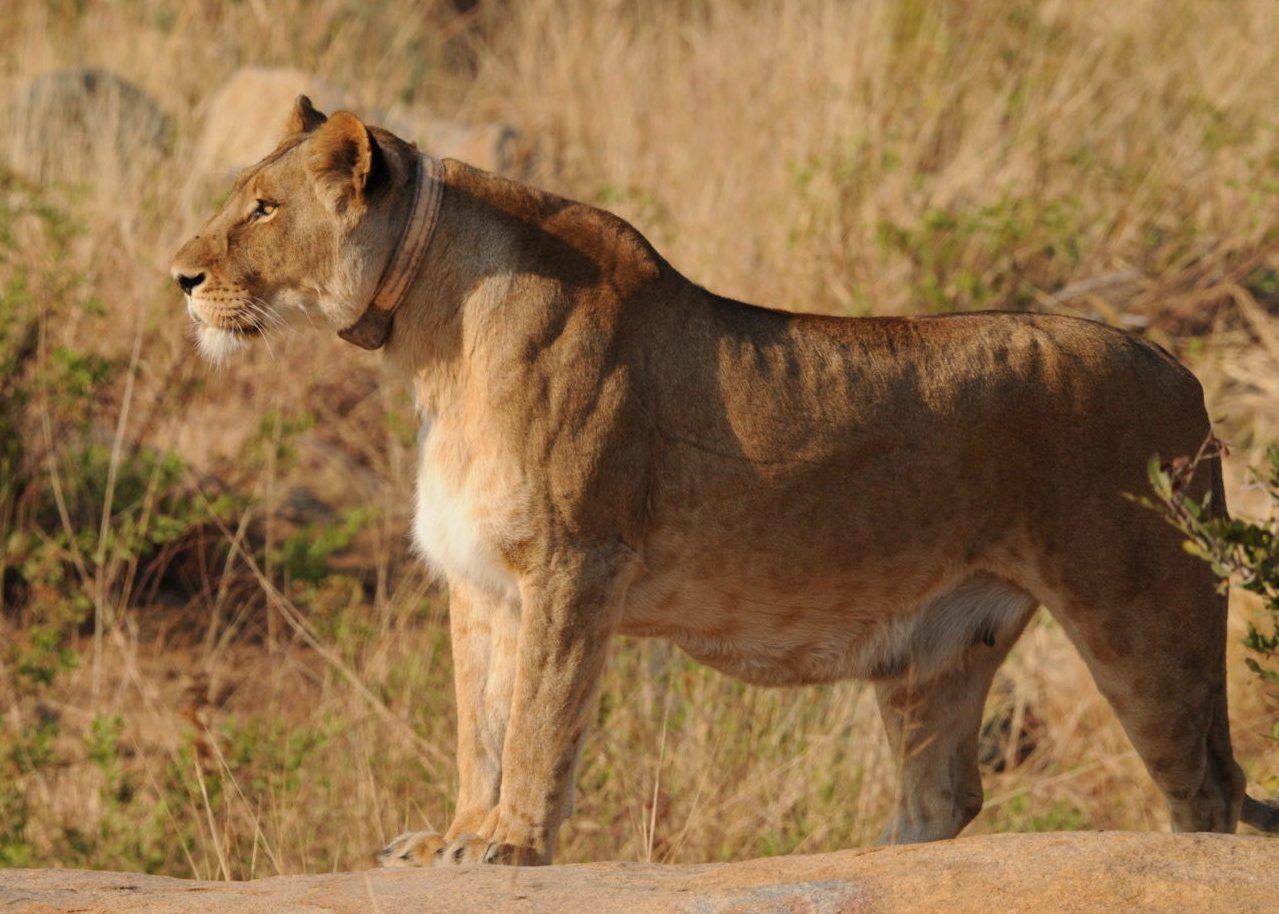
[286,94,327,136]
[309,110,386,214]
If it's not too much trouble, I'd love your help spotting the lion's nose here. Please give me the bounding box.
[175,271,206,294]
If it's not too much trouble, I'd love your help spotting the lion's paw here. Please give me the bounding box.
[432,832,548,867]
[377,829,447,868]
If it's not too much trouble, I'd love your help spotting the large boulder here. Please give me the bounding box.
[3,69,170,189]
[1,832,1275,913]
[190,67,351,184]
[192,67,519,184]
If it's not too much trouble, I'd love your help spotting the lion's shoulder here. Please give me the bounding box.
[441,159,666,296]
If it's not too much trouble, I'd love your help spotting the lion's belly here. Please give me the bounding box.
[621,570,911,686]
[621,536,1035,687]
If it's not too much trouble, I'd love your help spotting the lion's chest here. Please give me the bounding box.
[411,415,525,601]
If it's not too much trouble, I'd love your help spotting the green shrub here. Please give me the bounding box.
[1140,441,1279,685]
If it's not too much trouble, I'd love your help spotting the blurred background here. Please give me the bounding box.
[1,0,1277,877]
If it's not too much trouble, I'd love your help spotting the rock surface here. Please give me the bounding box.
[2,832,1276,914]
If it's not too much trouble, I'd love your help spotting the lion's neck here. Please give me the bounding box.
[379,161,517,414]
[378,158,674,422]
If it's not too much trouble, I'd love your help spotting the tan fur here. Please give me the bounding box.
[172,100,1266,866]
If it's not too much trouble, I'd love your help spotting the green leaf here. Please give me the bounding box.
[1245,657,1279,682]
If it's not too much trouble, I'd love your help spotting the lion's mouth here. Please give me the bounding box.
[187,301,266,337]
[190,310,266,366]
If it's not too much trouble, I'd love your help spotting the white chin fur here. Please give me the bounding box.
[195,324,249,366]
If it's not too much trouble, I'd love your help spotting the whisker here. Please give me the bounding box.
[293,301,319,330]
[258,325,279,360]
[251,314,278,360]
[245,298,284,329]
[256,301,286,328]
[259,328,277,360]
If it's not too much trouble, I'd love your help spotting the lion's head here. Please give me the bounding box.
[170,96,416,363]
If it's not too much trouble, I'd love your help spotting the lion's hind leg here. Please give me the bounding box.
[1042,572,1246,833]
[874,575,1038,844]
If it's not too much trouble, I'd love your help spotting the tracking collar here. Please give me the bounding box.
[338,153,444,350]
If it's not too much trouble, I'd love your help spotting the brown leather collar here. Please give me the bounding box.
[338,154,444,350]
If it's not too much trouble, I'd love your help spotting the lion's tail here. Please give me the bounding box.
[1206,452,1279,833]
[1242,796,1279,832]
[1207,447,1228,521]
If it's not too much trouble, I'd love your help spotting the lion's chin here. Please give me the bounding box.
[194,324,250,366]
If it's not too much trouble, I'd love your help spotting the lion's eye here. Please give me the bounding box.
[251,200,278,220]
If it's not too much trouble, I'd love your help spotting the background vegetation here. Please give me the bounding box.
[1,0,1277,877]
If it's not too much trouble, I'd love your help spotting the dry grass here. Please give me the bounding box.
[1,0,1278,878]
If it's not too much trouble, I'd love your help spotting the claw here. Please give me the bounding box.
[432,833,481,867]
[377,830,445,868]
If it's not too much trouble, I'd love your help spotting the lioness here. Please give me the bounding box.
[172,97,1278,866]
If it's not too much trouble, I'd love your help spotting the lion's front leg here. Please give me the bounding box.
[379,579,519,867]
[433,553,630,866]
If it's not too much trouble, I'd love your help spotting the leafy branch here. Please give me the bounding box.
[1133,438,1279,682]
